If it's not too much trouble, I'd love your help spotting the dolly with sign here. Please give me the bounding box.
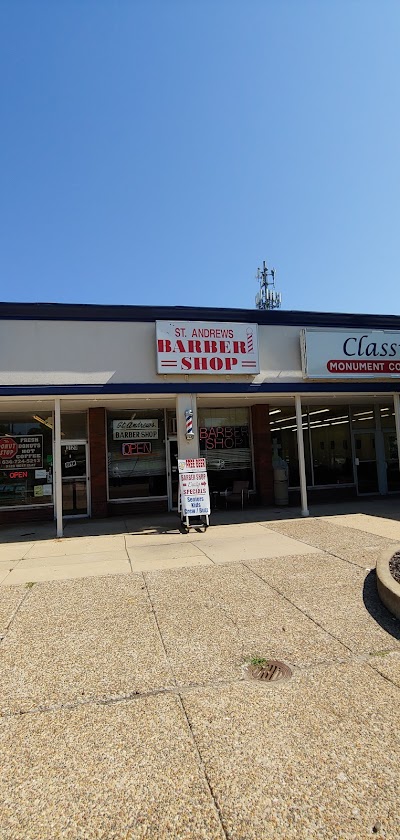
[178,457,210,532]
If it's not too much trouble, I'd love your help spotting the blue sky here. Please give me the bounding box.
[1,1,399,313]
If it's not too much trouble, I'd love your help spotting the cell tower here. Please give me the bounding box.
[255,260,282,310]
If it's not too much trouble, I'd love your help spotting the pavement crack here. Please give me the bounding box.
[177,692,230,840]
[0,586,32,646]
[193,542,217,565]
[242,560,353,655]
[141,571,178,686]
[0,676,245,719]
[124,535,133,573]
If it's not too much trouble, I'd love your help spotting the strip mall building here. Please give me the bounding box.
[1,302,399,535]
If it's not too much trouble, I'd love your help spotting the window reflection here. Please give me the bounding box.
[270,405,353,487]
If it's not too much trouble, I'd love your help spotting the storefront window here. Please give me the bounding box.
[61,412,88,439]
[350,404,375,426]
[270,405,353,487]
[107,410,167,500]
[0,414,53,507]
[269,407,312,487]
[308,406,353,485]
[379,404,396,430]
[198,407,253,492]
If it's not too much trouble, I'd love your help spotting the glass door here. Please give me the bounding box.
[61,442,89,516]
[353,431,379,495]
[383,432,400,492]
[167,439,179,510]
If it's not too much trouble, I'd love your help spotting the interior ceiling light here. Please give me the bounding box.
[308,408,330,415]
[273,413,306,424]
[323,414,348,421]
[353,410,374,417]
[269,409,281,415]
[331,420,350,425]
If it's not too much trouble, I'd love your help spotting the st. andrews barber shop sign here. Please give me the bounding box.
[301,329,400,379]
[156,321,259,374]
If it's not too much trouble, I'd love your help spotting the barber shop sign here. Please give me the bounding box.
[301,329,400,378]
[156,321,259,374]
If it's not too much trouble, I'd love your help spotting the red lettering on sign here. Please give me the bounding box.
[327,359,400,374]
[122,442,152,456]
[9,471,28,479]
[199,426,250,450]
[0,438,18,459]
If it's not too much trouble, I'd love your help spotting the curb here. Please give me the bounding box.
[376,547,400,620]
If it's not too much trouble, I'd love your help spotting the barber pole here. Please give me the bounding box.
[246,327,254,354]
[185,409,194,439]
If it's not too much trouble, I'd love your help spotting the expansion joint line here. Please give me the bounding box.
[242,560,400,691]
[242,560,354,654]
[141,571,230,840]
[0,587,32,646]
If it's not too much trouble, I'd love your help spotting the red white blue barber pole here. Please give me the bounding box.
[185,409,194,439]
[246,327,254,354]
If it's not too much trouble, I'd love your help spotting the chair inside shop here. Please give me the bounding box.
[223,480,250,509]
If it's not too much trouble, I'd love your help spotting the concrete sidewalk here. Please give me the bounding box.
[1,498,400,586]
[1,505,400,838]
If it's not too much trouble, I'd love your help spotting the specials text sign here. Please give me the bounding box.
[178,458,210,516]
[156,321,259,374]
[301,329,400,379]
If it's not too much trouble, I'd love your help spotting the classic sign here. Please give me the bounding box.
[301,329,400,379]
[156,321,259,374]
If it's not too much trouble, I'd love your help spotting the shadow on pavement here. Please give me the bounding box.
[362,570,400,641]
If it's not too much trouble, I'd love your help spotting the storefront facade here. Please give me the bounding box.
[0,302,399,533]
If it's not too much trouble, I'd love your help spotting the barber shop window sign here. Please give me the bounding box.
[199,426,249,449]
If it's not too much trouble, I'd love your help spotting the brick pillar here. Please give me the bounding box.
[88,407,108,518]
[251,404,273,505]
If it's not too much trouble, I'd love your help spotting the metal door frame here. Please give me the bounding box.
[166,437,178,511]
[351,428,383,496]
[382,429,400,494]
[61,439,90,518]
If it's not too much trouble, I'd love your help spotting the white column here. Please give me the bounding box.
[54,397,63,538]
[394,393,400,474]
[295,394,309,517]
[175,394,199,460]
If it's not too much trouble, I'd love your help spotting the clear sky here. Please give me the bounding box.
[1,0,399,314]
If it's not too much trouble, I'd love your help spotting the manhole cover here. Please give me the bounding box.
[245,659,292,683]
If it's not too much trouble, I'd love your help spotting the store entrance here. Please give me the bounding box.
[352,428,396,496]
[61,442,89,516]
[167,439,179,510]
[353,431,379,495]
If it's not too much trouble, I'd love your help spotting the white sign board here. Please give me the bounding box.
[113,419,159,440]
[301,329,400,379]
[178,457,206,473]
[156,321,259,374]
[178,458,210,516]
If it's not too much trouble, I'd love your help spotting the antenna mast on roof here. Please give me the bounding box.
[255,260,281,310]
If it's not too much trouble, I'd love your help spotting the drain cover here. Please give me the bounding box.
[245,659,292,683]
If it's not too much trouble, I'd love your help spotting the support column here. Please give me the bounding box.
[295,394,309,517]
[88,407,108,518]
[54,397,63,538]
[394,393,400,474]
[251,404,274,504]
[176,394,199,460]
